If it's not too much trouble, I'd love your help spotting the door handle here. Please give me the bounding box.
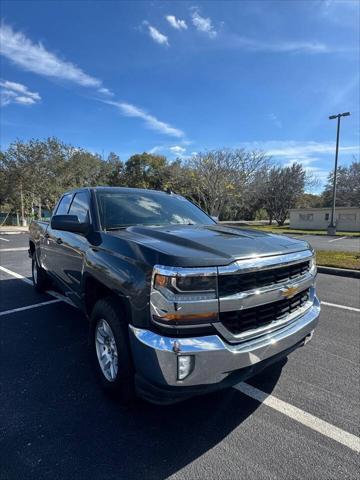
[44,233,50,239]
[56,237,63,245]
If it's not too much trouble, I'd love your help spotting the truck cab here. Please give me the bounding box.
[29,187,320,404]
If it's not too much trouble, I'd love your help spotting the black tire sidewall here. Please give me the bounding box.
[90,297,135,402]
[32,254,47,293]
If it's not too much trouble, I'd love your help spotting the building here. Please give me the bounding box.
[289,207,360,232]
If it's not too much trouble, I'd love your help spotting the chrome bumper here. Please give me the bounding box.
[129,296,320,390]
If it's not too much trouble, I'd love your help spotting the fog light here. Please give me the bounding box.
[304,330,314,345]
[177,355,194,380]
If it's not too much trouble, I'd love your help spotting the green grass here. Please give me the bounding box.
[241,225,360,237]
[316,250,360,270]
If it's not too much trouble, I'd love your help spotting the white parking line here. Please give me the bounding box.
[46,289,76,307]
[1,263,359,453]
[0,265,76,307]
[0,265,32,284]
[235,382,360,453]
[0,247,28,252]
[0,237,10,242]
[328,236,347,243]
[0,299,61,317]
[321,301,360,313]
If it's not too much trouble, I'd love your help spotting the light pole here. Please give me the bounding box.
[327,111,351,235]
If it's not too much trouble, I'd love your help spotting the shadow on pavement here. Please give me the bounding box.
[0,298,285,480]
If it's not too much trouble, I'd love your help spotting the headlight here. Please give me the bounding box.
[151,265,218,325]
[310,254,317,275]
[154,273,216,298]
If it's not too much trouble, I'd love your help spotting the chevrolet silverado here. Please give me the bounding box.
[29,187,320,404]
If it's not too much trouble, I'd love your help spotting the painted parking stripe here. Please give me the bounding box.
[0,265,76,307]
[0,237,10,242]
[46,289,76,307]
[328,236,347,243]
[0,299,61,317]
[0,247,29,252]
[235,382,360,453]
[321,301,360,313]
[0,265,32,284]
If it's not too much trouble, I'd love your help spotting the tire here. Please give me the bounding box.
[90,297,135,404]
[32,253,49,293]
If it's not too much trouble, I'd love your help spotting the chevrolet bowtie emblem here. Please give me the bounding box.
[281,285,300,299]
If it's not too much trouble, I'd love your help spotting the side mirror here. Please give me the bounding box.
[51,215,89,234]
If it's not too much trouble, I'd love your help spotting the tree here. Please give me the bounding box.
[186,149,269,218]
[123,153,168,190]
[262,163,306,226]
[106,152,124,186]
[0,138,120,218]
[321,161,360,207]
[297,193,323,208]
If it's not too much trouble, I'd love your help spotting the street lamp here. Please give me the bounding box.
[327,111,351,235]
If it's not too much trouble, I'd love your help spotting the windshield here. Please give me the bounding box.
[96,191,215,229]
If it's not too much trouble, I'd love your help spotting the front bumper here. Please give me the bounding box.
[129,296,320,403]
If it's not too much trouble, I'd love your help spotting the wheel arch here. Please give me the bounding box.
[29,240,35,255]
[83,274,132,323]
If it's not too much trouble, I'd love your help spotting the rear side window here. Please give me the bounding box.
[56,194,72,215]
[68,192,90,223]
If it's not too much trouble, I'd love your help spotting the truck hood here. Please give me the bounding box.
[108,224,311,267]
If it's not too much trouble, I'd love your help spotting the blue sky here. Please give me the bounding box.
[0,0,359,191]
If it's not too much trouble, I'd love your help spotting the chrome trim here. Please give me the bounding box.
[218,249,313,275]
[150,251,315,330]
[218,270,315,313]
[150,289,218,317]
[129,296,320,387]
[153,265,217,278]
[216,287,315,344]
[151,265,218,322]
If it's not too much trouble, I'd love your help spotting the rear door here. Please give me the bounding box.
[51,191,91,303]
[42,193,73,278]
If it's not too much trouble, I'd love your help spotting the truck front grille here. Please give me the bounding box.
[220,289,310,335]
[218,261,310,297]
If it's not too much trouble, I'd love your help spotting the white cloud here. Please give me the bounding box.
[169,145,186,154]
[191,8,217,38]
[166,15,188,30]
[267,113,282,128]
[146,24,169,46]
[230,35,336,54]
[241,140,359,188]
[261,140,359,157]
[1,22,185,138]
[0,22,102,87]
[106,100,184,138]
[149,146,163,154]
[98,87,113,96]
[319,0,359,25]
[0,79,41,106]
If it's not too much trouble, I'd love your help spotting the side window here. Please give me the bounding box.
[56,194,72,215]
[68,192,90,223]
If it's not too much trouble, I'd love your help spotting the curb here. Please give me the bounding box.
[219,223,360,238]
[281,232,360,239]
[317,266,360,279]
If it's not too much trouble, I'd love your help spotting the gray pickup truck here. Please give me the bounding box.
[29,187,320,404]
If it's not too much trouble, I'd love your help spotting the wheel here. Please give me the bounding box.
[32,253,49,293]
[91,297,135,403]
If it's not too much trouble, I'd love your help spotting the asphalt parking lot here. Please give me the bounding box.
[288,234,360,253]
[0,233,359,480]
